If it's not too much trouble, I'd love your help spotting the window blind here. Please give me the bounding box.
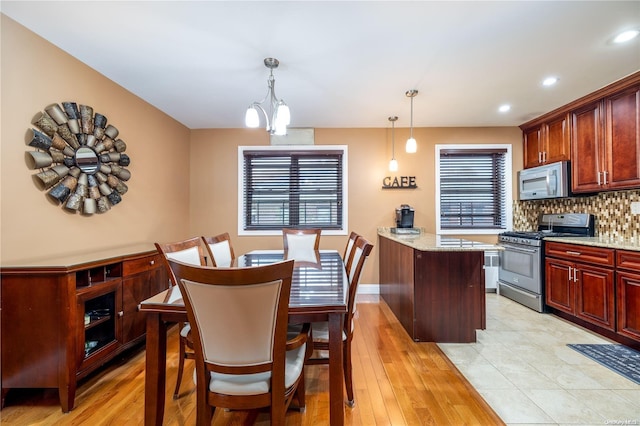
[439,149,507,229]
[242,150,343,230]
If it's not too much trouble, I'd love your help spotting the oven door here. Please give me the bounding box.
[498,243,541,293]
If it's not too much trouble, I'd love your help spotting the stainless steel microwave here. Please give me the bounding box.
[518,161,571,200]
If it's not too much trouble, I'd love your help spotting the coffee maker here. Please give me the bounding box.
[395,204,414,228]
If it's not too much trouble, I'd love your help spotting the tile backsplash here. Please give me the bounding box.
[513,189,640,239]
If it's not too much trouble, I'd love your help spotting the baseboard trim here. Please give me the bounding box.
[357,284,379,295]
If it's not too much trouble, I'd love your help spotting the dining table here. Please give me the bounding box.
[139,249,349,426]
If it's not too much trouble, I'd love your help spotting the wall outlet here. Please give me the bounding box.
[632,201,640,215]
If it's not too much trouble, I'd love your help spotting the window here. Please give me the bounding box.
[435,144,512,235]
[238,146,348,235]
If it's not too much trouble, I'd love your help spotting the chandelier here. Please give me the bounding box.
[245,58,290,135]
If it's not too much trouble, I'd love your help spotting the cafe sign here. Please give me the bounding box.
[382,176,417,189]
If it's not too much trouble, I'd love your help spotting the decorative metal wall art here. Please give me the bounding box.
[26,102,131,215]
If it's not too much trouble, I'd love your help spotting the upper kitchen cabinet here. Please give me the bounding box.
[605,85,640,190]
[520,71,640,192]
[571,100,604,192]
[571,83,640,193]
[522,113,571,169]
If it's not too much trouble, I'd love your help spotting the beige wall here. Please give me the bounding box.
[1,15,191,263]
[189,126,523,285]
[1,15,523,285]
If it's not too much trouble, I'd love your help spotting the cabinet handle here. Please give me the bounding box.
[597,172,601,185]
[150,260,155,265]
[573,267,579,283]
[565,251,581,256]
[568,266,573,282]
[543,151,547,162]
[603,170,608,185]
[118,311,124,318]
[538,152,542,163]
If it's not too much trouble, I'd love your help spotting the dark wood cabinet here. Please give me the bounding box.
[615,250,640,342]
[545,242,615,331]
[571,83,640,193]
[1,246,168,413]
[571,101,604,192]
[379,235,485,343]
[523,126,543,168]
[605,85,640,190]
[574,264,615,331]
[521,71,640,191]
[522,113,571,169]
[545,257,574,314]
[121,254,167,343]
[545,242,640,346]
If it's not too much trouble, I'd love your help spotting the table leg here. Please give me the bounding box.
[328,312,345,426]
[145,313,167,426]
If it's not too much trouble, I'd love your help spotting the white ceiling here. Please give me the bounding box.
[2,1,639,130]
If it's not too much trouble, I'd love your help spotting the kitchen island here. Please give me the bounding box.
[378,228,497,343]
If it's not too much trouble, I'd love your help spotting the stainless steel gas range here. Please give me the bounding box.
[498,213,595,312]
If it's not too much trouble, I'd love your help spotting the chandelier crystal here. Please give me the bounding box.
[245,58,290,135]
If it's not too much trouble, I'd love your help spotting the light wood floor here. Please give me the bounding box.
[0,296,504,425]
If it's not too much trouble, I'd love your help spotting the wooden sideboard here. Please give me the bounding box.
[1,245,169,412]
[378,233,486,343]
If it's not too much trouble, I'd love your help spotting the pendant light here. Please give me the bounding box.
[405,89,418,153]
[388,116,398,172]
[245,58,290,135]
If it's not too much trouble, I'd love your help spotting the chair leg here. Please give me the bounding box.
[295,368,306,412]
[196,404,214,426]
[173,336,186,399]
[344,342,355,407]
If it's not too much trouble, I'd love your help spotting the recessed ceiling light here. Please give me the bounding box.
[542,77,558,87]
[614,30,639,43]
[498,104,511,113]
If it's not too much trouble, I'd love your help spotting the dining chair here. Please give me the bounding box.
[154,237,207,399]
[282,228,321,261]
[307,235,374,407]
[343,231,361,273]
[166,258,309,426]
[201,232,235,267]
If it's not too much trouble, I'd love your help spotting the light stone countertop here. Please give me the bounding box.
[378,227,502,252]
[543,236,640,252]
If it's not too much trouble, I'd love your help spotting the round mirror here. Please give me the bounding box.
[75,147,99,174]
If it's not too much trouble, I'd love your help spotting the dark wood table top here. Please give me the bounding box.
[140,250,348,315]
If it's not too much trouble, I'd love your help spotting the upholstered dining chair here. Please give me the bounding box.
[307,235,374,407]
[343,231,361,273]
[166,258,309,426]
[154,237,207,399]
[201,232,235,267]
[282,228,321,261]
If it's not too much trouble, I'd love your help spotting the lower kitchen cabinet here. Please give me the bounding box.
[1,245,168,413]
[574,263,615,330]
[546,257,574,314]
[616,250,640,341]
[545,242,615,331]
[546,241,640,345]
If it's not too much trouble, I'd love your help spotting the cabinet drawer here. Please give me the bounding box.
[545,242,614,267]
[616,250,640,272]
[123,254,162,276]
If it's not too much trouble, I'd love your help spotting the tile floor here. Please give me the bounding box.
[438,293,640,426]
